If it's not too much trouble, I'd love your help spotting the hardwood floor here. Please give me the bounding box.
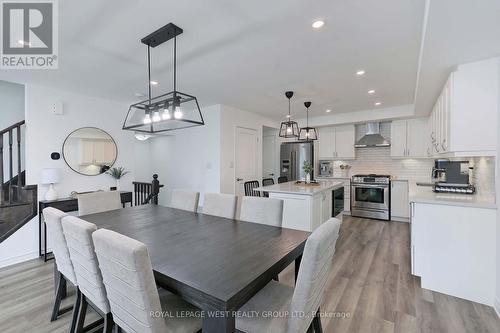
[0,215,498,332]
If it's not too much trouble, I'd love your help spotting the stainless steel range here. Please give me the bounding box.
[351,174,391,220]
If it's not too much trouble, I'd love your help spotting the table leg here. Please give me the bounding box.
[38,210,42,257]
[202,311,235,333]
[295,255,302,284]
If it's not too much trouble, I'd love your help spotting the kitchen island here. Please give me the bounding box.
[256,180,344,232]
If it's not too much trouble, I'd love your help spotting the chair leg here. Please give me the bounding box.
[312,307,323,333]
[50,273,65,321]
[69,289,82,333]
[75,295,88,333]
[273,275,280,281]
[103,313,114,333]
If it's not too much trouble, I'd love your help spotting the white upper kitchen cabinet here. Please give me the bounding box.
[318,125,355,159]
[390,119,428,158]
[429,57,498,156]
[318,127,334,159]
[334,125,356,159]
[390,120,407,157]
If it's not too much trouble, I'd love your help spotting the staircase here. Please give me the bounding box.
[0,121,37,243]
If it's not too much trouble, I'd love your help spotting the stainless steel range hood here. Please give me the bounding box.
[354,122,390,148]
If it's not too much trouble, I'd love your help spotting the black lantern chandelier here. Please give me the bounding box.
[298,101,318,140]
[279,91,300,138]
[123,23,204,133]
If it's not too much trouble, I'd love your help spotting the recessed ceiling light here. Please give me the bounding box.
[356,70,365,76]
[375,102,381,106]
[150,80,158,85]
[312,20,325,29]
[368,89,375,94]
[326,109,332,113]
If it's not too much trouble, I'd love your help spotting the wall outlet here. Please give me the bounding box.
[51,101,64,115]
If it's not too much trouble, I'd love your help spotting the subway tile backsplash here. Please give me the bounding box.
[327,148,495,196]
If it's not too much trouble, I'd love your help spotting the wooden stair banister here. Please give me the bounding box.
[0,120,25,205]
[0,120,37,245]
[132,174,164,205]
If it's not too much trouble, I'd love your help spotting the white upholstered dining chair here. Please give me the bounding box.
[61,216,113,333]
[92,228,203,333]
[239,196,284,227]
[77,191,122,216]
[202,192,238,219]
[170,189,200,212]
[235,217,341,333]
[42,207,79,331]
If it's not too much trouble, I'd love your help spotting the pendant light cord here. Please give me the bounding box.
[173,35,177,92]
[306,107,309,127]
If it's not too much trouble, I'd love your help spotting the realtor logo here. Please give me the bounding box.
[1,0,58,69]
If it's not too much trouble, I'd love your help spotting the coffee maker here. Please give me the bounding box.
[431,159,475,194]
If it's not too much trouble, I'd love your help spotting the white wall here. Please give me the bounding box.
[220,105,278,194]
[0,84,137,268]
[136,105,222,207]
[0,80,25,182]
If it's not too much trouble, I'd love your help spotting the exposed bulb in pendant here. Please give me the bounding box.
[152,110,161,122]
[286,126,292,134]
[174,106,183,119]
[162,108,171,120]
[143,113,152,124]
[305,131,310,138]
[286,114,291,118]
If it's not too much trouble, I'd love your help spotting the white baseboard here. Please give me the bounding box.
[0,251,39,269]
[494,296,500,318]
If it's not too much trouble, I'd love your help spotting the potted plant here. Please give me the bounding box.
[106,166,129,190]
[303,161,313,183]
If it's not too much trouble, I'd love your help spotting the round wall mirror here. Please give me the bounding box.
[62,127,118,176]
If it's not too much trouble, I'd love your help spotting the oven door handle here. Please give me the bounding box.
[351,184,389,188]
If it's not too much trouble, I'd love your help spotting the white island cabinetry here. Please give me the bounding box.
[257,180,344,232]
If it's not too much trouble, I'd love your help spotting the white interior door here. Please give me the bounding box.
[262,134,276,181]
[235,127,259,197]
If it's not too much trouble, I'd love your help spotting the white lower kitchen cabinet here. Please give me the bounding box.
[390,180,409,222]
[410,202,496,305]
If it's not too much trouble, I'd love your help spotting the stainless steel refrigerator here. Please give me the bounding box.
[280,141,314,181]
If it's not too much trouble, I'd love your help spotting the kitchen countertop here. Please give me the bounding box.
[409,186,496,209]
[256,180,344,196]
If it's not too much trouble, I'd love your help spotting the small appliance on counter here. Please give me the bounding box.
[318,160,333,177]
[351,174,391,221]
[431,159,475,194]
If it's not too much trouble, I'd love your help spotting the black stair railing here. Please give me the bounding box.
[133,174,164,205]
[0,120,25,205]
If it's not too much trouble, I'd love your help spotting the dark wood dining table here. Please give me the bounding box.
[80,204,310,333]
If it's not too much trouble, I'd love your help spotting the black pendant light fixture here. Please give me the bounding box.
[298,101,318,140]
[279,91,300,138]
[123,23,204,133]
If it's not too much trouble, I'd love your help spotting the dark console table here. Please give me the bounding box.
[38,191,132,261]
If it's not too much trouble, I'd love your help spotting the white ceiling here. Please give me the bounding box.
[0,0,498,120]
[415,0,500,115]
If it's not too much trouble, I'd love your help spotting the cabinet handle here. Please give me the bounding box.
[427,147,430,156]
[441,139,447,151]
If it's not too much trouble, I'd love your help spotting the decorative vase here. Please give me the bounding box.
[116,179,120,191]
[306,173,311,183]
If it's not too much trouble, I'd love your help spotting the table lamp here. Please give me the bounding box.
[41,168,61,201]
